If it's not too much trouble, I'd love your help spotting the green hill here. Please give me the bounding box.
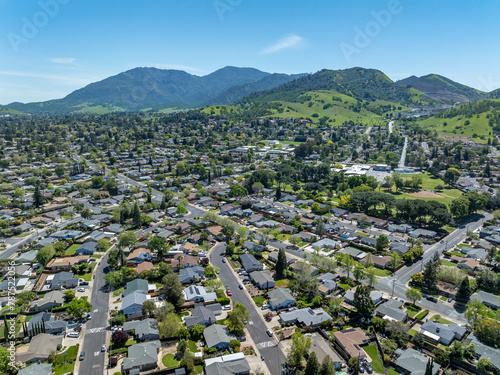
[397,74,487,103]
[239,67,436,107]
[418,99,500,142]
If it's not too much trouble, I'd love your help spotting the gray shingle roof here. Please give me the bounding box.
[203,324,236,348]
[395,348,441,375]
[122,340,160,370]
[280,307,332,326]
[205,358,251,375]
[268,288,295,307]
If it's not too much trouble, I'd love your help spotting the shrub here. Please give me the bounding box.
[415,310,429,320]
[112,330,129,344]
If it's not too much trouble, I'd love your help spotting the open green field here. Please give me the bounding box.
[261,90,400,125]
[418,110,496,143]
[162,353,180,368]
[382,172,462,205]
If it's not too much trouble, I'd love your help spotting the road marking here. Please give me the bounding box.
[87,327,105,334]
[94,351,100,356]
[257,340,276,349]
[93,309,98,313]
[248,321,253,325]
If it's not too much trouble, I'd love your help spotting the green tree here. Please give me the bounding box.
[275,248,288,280]
[405,288,422,305]
[287,330,311,368]
[64,289,75,302]
[364,267,377,287]
[0,346,11,373]
[390,251,401,269]
[464,299,490,326]
[424,359,434,375]
[132,202,141,227]
[148,236,168,258]
[422,252,440,290]
[349,357,361,375]
[177,339,188,356]
[176,203,187,215]
[142,300,156,316]
[118,231,137,249]
[35,245,55,266]
[319,355,336,375]
[66,298,92,319]
[33,185,45,208]
[221,225,234,239]
[162,273,185,310]
[456,277,472,303]
[228,183,248,197]
[376,235,389,252]
[341,253,354,279]
[305,352,320,375]
[226,302,250,336]
[81,208,93,219]
[353,285,375,316]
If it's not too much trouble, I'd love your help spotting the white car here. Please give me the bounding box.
[77,287,85,292]
[67,332,80,338]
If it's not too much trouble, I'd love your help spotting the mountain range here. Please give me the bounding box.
[3,66,500,115]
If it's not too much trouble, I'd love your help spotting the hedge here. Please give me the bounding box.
[415,309,429,320]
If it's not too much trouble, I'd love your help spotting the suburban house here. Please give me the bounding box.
[420,321,466,346]
[45,255,90,271]
[203,324,237,351]
[178,267,202,284]
[360,237,377,248]
[470,291,500,310]
[184,305,216,329]
[345,289,383,305]
[122,340,161,375]
[75,241,98,255]
[375,299,408,322]
[183,285,217,303]
[27,312,68,335]
[14,250,38,264]
[279,307,332,327]
[123,279,154,297]
[18,363,52,375]
[205,353,251,375]
[123,318,160,341]
[307,333,344,370]
[333,328,369,359]
[240,254,263,273]
[395,348,441,375]
[249,270,275,289]
[268,288,295,310]
[126,248,152,265]
[268,251,296,265]
[29,290,65,312]
[49,272,78,290]
[122,291,148,319]
[15,333,63,363]
[465,334,500,372]
[242,241,265,252]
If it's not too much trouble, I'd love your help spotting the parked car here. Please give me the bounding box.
[426,296,438,303]
[67,332,80,338]
[77,287,85,292]
[239,285,244,290]
[226,289,232,296]
[222,259,226,263]
[101,345,106,352]
[266,329,273,337]
[359,363,365,373]
[364,361,373,374]
[87,313,92,320]
[222,305,231,311]
[79,352,85,361]
[242,278,250,282]
[261,304,270,310]
[152,228,159,233]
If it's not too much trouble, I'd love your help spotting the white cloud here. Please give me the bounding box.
[259,34,305,55]
[0,70,99,86]
[49,57,77,64]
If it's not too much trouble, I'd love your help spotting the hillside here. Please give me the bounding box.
[418,99,500,143]
[397,74,487,104]
[238,68,436,107]
[6,66,300,114]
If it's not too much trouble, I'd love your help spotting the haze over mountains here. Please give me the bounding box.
[4,66,500,115]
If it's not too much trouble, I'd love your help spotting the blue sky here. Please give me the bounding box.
[1,0,499,104]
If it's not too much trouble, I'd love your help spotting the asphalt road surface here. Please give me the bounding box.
[78,251,112,375]
[210,243,288,375]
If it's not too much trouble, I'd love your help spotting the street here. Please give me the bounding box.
[210,243,287,375]
[77,250,112,375]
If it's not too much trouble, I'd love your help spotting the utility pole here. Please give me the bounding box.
[392,279,395,296]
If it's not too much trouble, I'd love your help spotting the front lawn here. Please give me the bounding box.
[440,260,457,267]
[339,283,352,290]
[388,367,400,375]
[53,362,75,375]
[372,268,392,277]
[64,244,81,255]
[415,310,429,320]
[431,314,452,325]
[364,345,384,373]
[113,287,124,297]
[252,295,266,307]
[405,304,421,318]
[162,353,180,368]
[78,272,92,281]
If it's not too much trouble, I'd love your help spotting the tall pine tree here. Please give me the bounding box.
[275,249,287,280]
[133,202,141,227]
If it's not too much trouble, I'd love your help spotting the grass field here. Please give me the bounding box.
[189,340,199,352]
[382,172,462,205]
[162,353,180,368]
[418,108,497,143]
[260,90,400,126]
[64,244,81,255]
[364,345,385,373]
[440,260,457,267]
[372,268,392,277]
[252,295,266,307]
[275,279,290,287]
[431,314,452,325]
[54,362,75,375]
[405,304,422,318]
[388,368,400,375]
[201,105,239,116]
